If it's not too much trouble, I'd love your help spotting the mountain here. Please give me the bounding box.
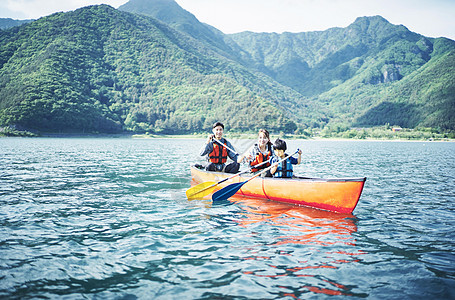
[0,18,33,30]
[119,0,251,64]
[0,0,454,135]
[0,5,300,134]
[229,16,455,129]
[231,16,419,96]
[120,0,455,131]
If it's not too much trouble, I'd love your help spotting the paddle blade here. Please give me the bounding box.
[186,181,217,200]
[212,182,245,201]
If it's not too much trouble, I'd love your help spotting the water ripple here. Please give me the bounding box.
[0,138,454,299]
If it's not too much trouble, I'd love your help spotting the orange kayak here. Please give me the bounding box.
[190,166,366,214]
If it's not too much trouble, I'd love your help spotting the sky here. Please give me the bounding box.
[1,0,454,40]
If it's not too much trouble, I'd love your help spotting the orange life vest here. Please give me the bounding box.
[250,144,272,172]
[209,140,228,164]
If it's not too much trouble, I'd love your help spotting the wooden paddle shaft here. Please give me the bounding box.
[213,138,239,155]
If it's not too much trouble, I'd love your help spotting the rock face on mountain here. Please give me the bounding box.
[0,0,454,134]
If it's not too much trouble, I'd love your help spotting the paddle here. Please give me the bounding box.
[186,160,270,200]
[213,138,239,155]
[212,149,299,201]
[186,170,247,200]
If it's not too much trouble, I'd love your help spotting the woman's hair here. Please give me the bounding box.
[258,129,272,147]
[274,138,287,151]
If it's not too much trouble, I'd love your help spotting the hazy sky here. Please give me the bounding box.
[1,0,454,40]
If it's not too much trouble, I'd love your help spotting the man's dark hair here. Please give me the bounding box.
[213,122,224,129]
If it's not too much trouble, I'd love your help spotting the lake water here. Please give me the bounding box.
[0,137,454,299]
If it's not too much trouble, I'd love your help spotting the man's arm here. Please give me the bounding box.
[200,141,213,157]
[225,140,239,162]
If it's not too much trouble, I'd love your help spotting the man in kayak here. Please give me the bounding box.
[199,122,240,173]
[270,138,302,178]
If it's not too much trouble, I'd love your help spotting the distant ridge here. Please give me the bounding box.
[119,0,196,28]
[0,18,33,30]
[119,0,249,62]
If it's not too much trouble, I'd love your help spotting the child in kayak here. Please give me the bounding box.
[270,138,302,178]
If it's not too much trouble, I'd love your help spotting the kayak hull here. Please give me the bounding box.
[190,166,366,214]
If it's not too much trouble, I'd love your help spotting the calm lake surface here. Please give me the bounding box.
[1,137,454,299]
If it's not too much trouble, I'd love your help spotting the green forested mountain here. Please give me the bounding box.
[0,0,454,135]
[0,4,300,134]
[229,16,455,130]
[119,0,257,75]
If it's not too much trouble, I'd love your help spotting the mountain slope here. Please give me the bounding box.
[119,0,251,64]
[0,5,300,133]
[0,1,454,134]
[229,16,455,130]
[303,34,455,130]
[229,16,432,96]
[353,39,455,129]
[0,18,33,30]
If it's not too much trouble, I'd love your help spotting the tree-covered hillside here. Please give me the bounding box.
[119,0,256,76]
[0,5,301,134]
[0,0,454,135]
[230,17,432,95]
[229,16,455,130]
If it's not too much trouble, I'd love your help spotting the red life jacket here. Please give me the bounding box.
[209,140,228,164]
[250,144,272,172]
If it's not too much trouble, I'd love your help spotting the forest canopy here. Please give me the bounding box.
[1,4,454,135]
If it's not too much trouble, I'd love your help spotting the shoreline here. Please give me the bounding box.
[118,134,452,142]
[131,134,454,142]
[1,132,453,142]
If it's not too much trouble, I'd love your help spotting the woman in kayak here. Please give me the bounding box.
[238,129,274,176]
[199,122,240,173]
[270,138,302,178]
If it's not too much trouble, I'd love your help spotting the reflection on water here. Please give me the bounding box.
[220,195,365,297]
[1,138,454,299]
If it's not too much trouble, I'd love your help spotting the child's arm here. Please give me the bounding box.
[297,149,302,164]
[269,157,278,175]
[270,165,278,175]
